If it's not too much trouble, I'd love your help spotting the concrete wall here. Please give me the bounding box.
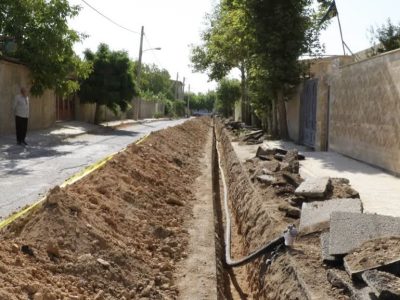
[0,60,56,135]
[131,98,165,120]
[75,98,132,123]
[329,48,400,174]
[285,56,353,149]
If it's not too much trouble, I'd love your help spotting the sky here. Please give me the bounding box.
[68,0,400,93]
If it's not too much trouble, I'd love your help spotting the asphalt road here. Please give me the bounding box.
[0,119,187,219]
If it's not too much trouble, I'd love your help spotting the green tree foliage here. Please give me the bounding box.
[191,0,254,123]
[132,62,174,101]
[369,19,400,55]
[246,0,320,138]
[79,44,138,123]
[186,91,216,112]
[0,0,89,96]
[215,78,241,118]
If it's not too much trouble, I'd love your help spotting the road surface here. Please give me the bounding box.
[0,119,187,219]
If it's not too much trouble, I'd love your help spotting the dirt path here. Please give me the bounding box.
[176,130,218,300]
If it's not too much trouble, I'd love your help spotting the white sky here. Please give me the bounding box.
[68,0,400,93]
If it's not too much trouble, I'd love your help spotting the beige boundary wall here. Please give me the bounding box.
[74,97,164,124]
[0,59,56,135]
[329,48,400,174]
[286,56,352,149]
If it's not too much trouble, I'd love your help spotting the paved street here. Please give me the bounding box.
[0,119,187,219]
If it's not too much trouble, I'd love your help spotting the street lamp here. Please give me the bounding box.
[135,26,162,120]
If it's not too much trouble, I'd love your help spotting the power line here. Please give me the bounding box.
[143,33,164,68]
[80,0,139,35]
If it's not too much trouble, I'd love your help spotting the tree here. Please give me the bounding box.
[79,44,138,124]
[246,0,320,138]
[0,0,88,96]
[132,62,174,101]
[369,19,400,55]
[191,0,254,123]
[215,78,241,118]
[186,91,216,112]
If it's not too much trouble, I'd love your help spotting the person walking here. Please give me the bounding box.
[13,87,30,146]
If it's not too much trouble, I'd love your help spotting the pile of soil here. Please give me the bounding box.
[0,118,210,300]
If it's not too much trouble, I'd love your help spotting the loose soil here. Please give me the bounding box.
[0,117,210,300]
[175,129,218,299]
[220,124,355,299]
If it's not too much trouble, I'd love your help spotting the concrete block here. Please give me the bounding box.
[256,145,274,157]
[321,232,339,263]
[256,175,276,186]
[329,212,400,256]
[362,270,400,299]
[295,177,331,198]
[327,269,375,300]
[299,198,362,234]
[344,237,400,279]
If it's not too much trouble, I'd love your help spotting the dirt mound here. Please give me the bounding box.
[0,118,210,300]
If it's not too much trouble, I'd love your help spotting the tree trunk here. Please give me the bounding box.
[94,103,102,124]
[240,63,250,125]
[277,90,289,139]
[271,98,278,137]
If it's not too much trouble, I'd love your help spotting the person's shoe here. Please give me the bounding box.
[17,142,22,145]
[22,141,28,146]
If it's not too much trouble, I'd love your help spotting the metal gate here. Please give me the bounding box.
[300,79,318,148]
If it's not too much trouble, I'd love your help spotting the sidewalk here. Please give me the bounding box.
[231,140,400,218]
[0,118,169,148]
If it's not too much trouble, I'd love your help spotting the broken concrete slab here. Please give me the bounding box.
[321,232,340,263]
[282,172,303,188]
[295,177,331,198]
[329,212,400,256]
[344,237,400,279]
[278,203,301,218]
[242,130,263,141]
[256,145,275,157]
[362,270,400,299]
[327,269,375,300]
[299,198,362,234]
[258,155,272,161]
[256,175,276,186]
[274,153,285,161]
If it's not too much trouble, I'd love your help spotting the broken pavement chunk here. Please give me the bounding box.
[362,270,400,299]
[299,198,362,234]
[329,212,400,256]
[256,145,275,158]
[320,232,339,263]
[256,175,276,186]
[295,177,330,198]
[344,237,400,279]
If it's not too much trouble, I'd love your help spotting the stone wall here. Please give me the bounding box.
[329,48,400,174]
[0,59,56,135]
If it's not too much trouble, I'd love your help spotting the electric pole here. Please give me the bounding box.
[187,84,190,118]
[136,25,144,120]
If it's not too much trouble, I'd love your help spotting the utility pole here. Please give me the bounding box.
[187,84,190,118]
[136,25,144,120]
[175,72,179,100]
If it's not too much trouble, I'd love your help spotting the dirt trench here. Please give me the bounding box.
[0,117,355,300]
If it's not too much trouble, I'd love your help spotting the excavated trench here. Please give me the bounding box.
[211,119,353,299]
[0,117,359,299]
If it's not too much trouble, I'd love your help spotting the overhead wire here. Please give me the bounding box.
[80,0,140,35]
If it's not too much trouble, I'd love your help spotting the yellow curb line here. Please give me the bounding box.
[0,133,150,230]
